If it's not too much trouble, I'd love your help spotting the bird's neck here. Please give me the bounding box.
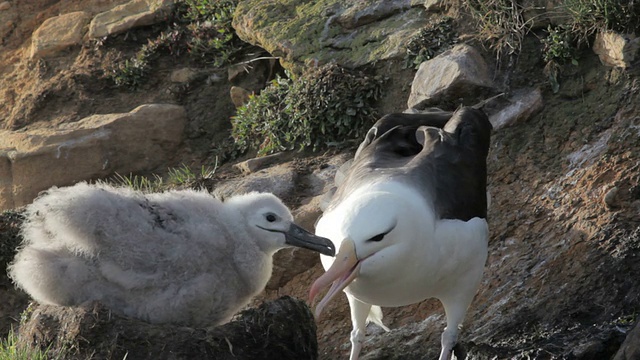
[234,244,274,298]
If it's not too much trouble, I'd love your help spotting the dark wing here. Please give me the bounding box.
[354,109,454,159]
[323,110,453,211]
[407,107,492,220]
[327,107,492,221]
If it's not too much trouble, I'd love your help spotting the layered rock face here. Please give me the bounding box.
[0,104,186,210]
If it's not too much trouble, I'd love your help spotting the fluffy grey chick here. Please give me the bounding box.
[8,182,335,327]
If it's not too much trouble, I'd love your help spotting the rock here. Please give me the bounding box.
[0,10,16,44]
[228,58,280,92]
[17,297,318,360]
[304,153,352,196]
[228,63,249,82]
[232,0,428,70]
[334,1,414,29]
[489,88,544,130]
[593,31,640,68]
[0,2,10,11]
[230,86,252,108]
[268,246,321,290]
[213,162,296,200]
[170,67,198,83]
[0,104,186,211]
[30,11,90,58]
[604,186,619,209]
[423,0,446,12]
[88,0,175,39]
[407,44,494,109]
[293,195,325,231]
[614,321,640,360]
[233,152,285,174]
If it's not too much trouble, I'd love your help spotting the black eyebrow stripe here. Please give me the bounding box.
[367,222,396,242]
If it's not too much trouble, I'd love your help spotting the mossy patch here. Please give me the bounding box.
[233,0,428,71]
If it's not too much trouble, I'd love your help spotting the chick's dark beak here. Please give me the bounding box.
[284,223,336,256]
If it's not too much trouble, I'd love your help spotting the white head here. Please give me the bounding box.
[310,185,433,317]
[225,192,335,256]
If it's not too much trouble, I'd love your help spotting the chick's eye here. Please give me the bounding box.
[266,214,277,222]
[368,233,385,242]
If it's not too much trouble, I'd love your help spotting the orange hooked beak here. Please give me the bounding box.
[309,239,361,319]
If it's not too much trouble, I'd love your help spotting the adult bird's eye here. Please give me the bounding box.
[368,233,385,242]
[266,214,277,222]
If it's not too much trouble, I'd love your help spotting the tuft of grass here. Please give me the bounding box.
[0,327,63,360]
[231,64,384,156]
[108,173,165,193]
[403,17,458,69]
[167,162,218,187]
[464,0,531,59]
[106,161,218,192]
[560,0,640,44]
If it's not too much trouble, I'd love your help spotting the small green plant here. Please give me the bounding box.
[404,17,458,69]
[181,0,238,66]
[541,25,579,93]
[542,25,579,65]
[19,303,36,326]
[108,58,148,88]
[106,0,243,88]
[231,64,384,156]
[0,327,61,360]
[612,312,637,327]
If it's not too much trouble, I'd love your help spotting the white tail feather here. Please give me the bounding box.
[366,305,390,332]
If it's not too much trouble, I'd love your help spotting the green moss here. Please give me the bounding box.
[234,0,426,71]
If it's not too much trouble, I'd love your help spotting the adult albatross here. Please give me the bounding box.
[309,107,492,360]
[9,182,335,327]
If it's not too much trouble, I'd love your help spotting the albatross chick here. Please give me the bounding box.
[9,182,335,327]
